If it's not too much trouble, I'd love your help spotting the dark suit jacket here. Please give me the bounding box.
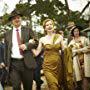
[4,26,36,70]
[0,42,5,63]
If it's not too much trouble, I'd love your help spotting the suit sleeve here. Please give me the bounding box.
[25,28,36,50]
[4,32,8,66]
[0,44,3,63]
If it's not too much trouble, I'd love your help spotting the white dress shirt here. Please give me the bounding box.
[11,26,23,59]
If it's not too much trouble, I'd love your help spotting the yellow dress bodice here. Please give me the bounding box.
[43,44,61,73]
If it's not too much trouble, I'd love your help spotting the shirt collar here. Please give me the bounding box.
[13,26,21,31]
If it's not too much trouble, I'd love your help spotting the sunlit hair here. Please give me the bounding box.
[43,19,54,29]
[43,19,54,34]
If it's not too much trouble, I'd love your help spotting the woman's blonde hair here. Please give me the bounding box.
[43,19,54,34]
[43,19,54,29]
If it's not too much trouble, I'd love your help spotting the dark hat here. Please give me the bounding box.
[71,25,83,31]
[8,10,22,21]
[71,25,83,36]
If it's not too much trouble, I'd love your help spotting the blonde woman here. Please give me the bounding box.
[31,19,65,90]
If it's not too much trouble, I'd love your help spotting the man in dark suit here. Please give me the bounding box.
[4,10,36,90]
[0,30,6,89]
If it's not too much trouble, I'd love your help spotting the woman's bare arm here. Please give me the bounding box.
[32,38,43,56]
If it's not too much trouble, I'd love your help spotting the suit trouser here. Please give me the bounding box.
[34,57,43,87]
[10,58,34,90]
[0,82,3,90]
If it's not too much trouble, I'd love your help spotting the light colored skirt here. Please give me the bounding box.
[84,53,90,77]
[73,56,82,81]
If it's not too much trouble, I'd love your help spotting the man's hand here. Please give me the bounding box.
[29,39,35,44]
[19,44,27,51]
[0,62,5,68]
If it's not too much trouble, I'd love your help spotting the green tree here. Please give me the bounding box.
[2,0,88,31]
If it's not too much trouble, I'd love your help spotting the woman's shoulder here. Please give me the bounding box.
[39,36,46,42]
[80,36,88,41]
[80,36,87,39]
[40,36,46,40]
[54,34,63,39]
[55,33,62,37]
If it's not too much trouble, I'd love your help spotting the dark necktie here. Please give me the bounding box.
[16,29,23,55]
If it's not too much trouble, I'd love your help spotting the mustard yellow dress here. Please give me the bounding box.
[42,44,62,90]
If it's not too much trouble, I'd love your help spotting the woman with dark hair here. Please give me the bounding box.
[71,26,83,36]
[69,26,90,90]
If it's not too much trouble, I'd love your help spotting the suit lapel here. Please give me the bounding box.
[7,30,13,49]
[21,27,28,44]
[21,27,32,44]
[21,27,25,44]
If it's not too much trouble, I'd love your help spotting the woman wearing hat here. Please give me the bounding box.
[68,26,90,90]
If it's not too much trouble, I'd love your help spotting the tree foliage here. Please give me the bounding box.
[2,0,89,30]
[1,13,10,25]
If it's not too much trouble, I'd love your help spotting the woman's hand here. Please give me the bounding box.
[31,49,37,56]
[29,39,35,44]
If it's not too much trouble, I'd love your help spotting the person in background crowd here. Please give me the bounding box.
[4,10,36,90]
[68,26,90,90]
[66,21,76,44]
[0,30,6,90]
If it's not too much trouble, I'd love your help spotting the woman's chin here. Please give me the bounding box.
[48,29,53,32]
